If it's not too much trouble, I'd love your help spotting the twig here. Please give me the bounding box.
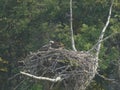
[8,73,21,81]
[20,71,62,82]
[97,73,120,88]
[88,32,119,52]
[97,72,115,81]
[14,80,25,90]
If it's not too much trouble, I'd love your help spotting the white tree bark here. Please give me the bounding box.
[96,0,114,58]
[70,0,77,51]
[20,71,62,82]
[88,0,114,86]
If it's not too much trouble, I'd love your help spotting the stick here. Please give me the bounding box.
[20,71,62,82]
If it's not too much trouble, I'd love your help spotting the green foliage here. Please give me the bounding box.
[29,83,42,90]
[0,57,8,72]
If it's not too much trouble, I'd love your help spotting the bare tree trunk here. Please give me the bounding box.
[70,0,77,51]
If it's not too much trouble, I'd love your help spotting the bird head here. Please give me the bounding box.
[49,40,54,44]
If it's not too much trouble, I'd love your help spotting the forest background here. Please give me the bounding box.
[0,0,120,90]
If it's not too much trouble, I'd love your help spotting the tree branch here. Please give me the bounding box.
[88,32,119,52]
[70,0,77,51]
[95,0,114,58]
[96,72,115,81]
[20,71,62,82]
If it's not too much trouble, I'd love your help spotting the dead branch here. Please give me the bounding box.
[88,32,119,52]
[20,71,62,82]
[13,80,25,90]
[95,0,114,58]
[96,72,115,81]
[8,73,21,81]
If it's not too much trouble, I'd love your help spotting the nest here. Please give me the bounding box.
[20,48,98,90]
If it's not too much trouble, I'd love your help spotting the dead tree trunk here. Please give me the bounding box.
[70,0,77,51]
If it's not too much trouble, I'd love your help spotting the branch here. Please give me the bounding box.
[8,73,21,81]
[97,72,120,87]
[14,80,25,90]
[20,71,62,82]
[70,0,77,51]
[88,32,119,52]
[97,72,115,81]
[95,0,114,58]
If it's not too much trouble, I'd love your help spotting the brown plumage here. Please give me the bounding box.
[39,41,53,51]
[40,41,64,51]
[51,41,64,49]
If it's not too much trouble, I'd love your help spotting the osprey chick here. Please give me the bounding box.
[39,40,54,51]
[40,41,64,51]
[51,41,64,49]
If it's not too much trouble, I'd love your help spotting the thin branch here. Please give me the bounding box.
[96,72,115,81]
[95,0,114,58]
[20,71,62,82]
[70,0,77,51]
[88,32,119,52]
[8,73,21,81]
[14,80,25,90]
[97,72,120,87]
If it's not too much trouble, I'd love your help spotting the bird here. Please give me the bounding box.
[39,40,54,51]
[18,60,25,66]
[39,40,64,51]
[51,41,64,49]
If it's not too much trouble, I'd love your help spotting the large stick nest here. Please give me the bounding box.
[20,48,97,90]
